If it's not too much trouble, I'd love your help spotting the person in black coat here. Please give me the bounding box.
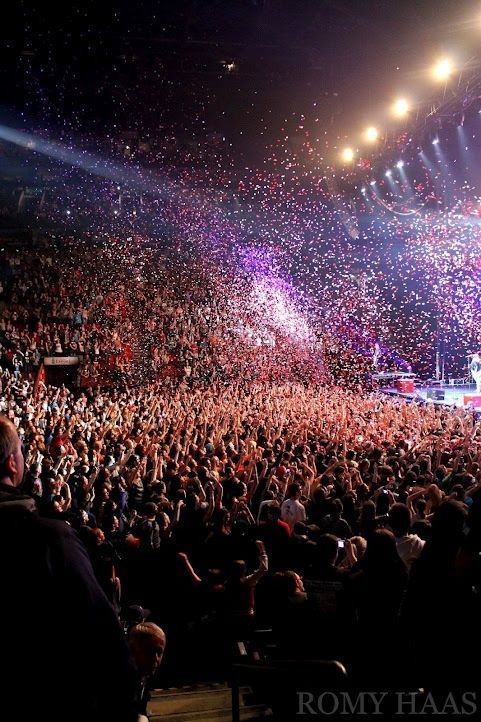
[0,415,137,722]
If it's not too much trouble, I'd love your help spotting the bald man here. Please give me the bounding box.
[129,622,167,718]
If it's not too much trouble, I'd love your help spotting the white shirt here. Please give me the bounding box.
[281,497,306,530]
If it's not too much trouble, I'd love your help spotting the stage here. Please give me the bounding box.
[379,382,481,410]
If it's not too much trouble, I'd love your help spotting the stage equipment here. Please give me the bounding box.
[426,389,445,401]
[372,371,415,382]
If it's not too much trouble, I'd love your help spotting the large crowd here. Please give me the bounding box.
[0,234,480,721]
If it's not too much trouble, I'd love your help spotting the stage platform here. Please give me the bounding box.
[379,383,481,410]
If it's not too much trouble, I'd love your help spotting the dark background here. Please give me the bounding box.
[1,1,476,160]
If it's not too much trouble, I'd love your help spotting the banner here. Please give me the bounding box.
[43,356,79,366]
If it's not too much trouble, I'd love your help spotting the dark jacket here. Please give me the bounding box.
[0,484,137,722]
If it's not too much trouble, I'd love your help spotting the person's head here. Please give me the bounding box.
[227,559,247,581]
[272,570,304,598]
[143,501,158,520]
[404,470,418,486]
[293,521,309,538]
[92,527,105,545]
[128,622,166,678]
[265,503,281,523]
[360,500,376,523]
[413,497,427,518]
[430,500,467,545]
[124,604,150,629]
[450,484,465,502]
[185,490,199,509]
[317,533,339,567]
[363,528,403,573]
[154,480,167,496]
[349,535,367,561]
[157,511,171,534]
[51,495,64,514]
[330,498,343,518]
[388,503,411,537]
[29,462,41,477]
[0,416,24,486]
[287,482,301,500]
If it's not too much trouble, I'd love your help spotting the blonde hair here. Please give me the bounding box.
[129,622,166,646]
[0,416,19,467]
[350,535,367,558]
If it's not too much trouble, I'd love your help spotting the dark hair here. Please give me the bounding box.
[431,500,467,543]
[266,503,281,521]
[317,533,339,566]
[227,559,246,580]
[143,502,157,517]
[330,498,343,516]
[272,570,300,597]
[388,503,411,537]
[450,484,465,501]
[363,528,405,576]
[413,497,426,517]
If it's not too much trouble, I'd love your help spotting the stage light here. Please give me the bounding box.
[432,137,440,145]
[361,187,366,193]
[396,160,404,168]
[392,98,409,117]
[341,147,355,163]
[432,58,453,82]
[365,126,379,142]
[385,170,392,177]
[370,180,376,186]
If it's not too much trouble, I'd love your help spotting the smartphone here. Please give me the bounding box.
[338,540,345,549]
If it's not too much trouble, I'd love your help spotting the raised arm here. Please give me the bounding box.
[244,540,268,587]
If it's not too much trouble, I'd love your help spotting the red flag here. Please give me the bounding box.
[34,363,46,398]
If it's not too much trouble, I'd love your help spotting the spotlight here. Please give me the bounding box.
[392,98,409,117]
[396,160,404,169]
[432,137,440,145]
[432,58,453,82]
[370,180,376,186]
[341,147,355,163]
[365,126,379,142]
[385,170,392,177]
[361,187,366,193]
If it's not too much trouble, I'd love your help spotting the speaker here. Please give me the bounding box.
[427,389,445,400]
